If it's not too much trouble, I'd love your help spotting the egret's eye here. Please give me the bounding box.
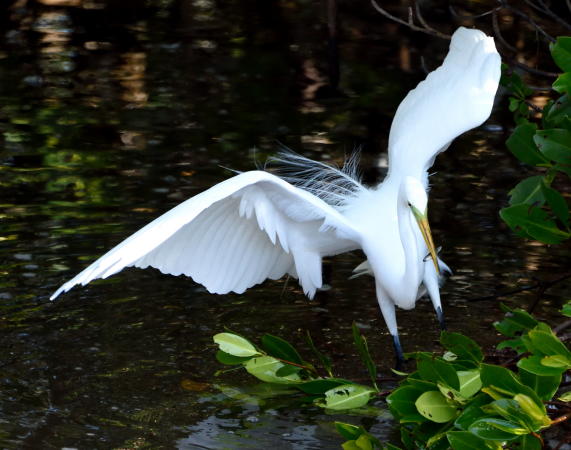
[407,202,412,207]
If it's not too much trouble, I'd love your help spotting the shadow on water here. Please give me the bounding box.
[0,1,569,448]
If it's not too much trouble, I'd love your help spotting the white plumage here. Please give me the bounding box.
[51,27,501,366]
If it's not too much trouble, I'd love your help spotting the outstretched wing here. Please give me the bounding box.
[50,171,362,300]
[388,27,501,173]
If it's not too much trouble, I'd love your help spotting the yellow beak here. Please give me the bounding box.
[411,206,440,275]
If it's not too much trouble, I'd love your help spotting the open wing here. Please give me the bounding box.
[388,27,501,173]
[50,171,362,300]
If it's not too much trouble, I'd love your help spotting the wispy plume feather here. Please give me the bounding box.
[264,147,366,211]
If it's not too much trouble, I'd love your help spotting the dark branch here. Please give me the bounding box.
[370,0,451,39]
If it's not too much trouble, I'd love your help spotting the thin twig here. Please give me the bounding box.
[506,57,559,78]
[370,0,451,39]
[554,319,571,334]
[448,3,498,20]
[523,0,571,31]
[498,0,556,43]
[468,272,571,302]
[550,413,571,426]
[492,9,518,52]
[413,0,441,36]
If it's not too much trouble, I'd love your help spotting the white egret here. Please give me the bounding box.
[51,27,501,366]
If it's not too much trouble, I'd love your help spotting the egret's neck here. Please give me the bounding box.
[396,184,423,299]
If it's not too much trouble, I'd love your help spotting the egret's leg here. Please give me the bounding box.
[424,265,446,331]
[376,287,405,369]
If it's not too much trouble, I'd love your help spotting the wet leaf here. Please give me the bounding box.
[507,176,545,206]
[386,385,426,422]
[261,334,303,365]
[541,354,571,368]
[213,333,260,357]
[440,332,483,364]
[298,378,352,394]
[506,122,548,165]
[468,418,527,440]
[551,36,571,72]
[500,204,569,244]
[414,391,458,423]
[417,357,460,390]
[518,368,561,401]
[323,384,376,410]
[495,305,539,337]
[542,183,569,225]
[480,364,544,410]
[513,394,551,428]
[517,355,567,376]
[335,422,363,440]
[352,322,378,390]
[215,350,254,365]
[454,395,490,431]
[553,72,571,94]
[528,328,571,358]
[446,431,501,450]
[534,128,571,164]
[245,356,302,384]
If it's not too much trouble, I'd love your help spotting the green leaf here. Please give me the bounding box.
[495,304,539,337]
[480,364,544,410]
[335,422,363,441]
[534,128,571,164]
[213,333,260,357]
[306,331,333,377]
[506,122,548,165]
[298,378,352,394]
[454,394,490,431]
[275,364,302,377]
[551,36,571,72]
[500,204,569,244]
[513,394,551,428]
[542,183,570,225]
[541,354,571,368]
[352,322,378,390]
[517,355,567,376]
[438,370,481,405]
[261,334,304,365]
[482,398,542,432]
[215,350,254,365]
[323,384,376,410]
[440,332,483,364]
[417,357,460,390]
[245,356,302,384]
[386,385,426,422]
[518,367,561,401]
[496,337,527,354]
[508,175,545,206]
[406,371,438,390]
[468,418,527,440]
[558,391,571,402]
[516,434,542,450]
[546,94,571,127]
[414,391,458,423]
[528,328,571,358]
[562,301,571,317]
[553,72,571,94]
[446,431,501,450]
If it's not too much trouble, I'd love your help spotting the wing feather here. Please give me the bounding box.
[51,171,361,300]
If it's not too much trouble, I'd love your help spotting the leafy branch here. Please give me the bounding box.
[212,302,571,448]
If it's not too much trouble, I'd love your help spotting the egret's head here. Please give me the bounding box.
[403,177,439,274]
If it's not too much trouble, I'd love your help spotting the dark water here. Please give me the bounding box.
[1,1,569,448]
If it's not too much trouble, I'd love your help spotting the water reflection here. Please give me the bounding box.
[1,0,570,448]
